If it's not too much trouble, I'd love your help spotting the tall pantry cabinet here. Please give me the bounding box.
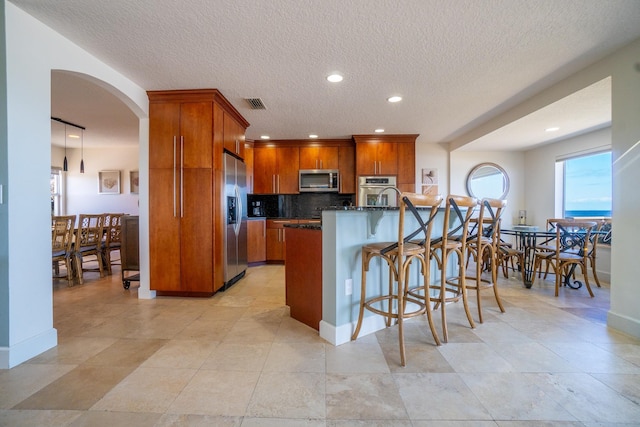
[148,89,249,296]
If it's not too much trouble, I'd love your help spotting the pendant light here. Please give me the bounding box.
[51,117,86,172]
[80,128,85,173]
[63,123,68,172]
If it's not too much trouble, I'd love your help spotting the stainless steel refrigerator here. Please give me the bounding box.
[223,153,248,290]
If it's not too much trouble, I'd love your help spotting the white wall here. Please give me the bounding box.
[1,1,148,368]
[52,145,140,216]
[524,127,611,228]
[449,151,525,227]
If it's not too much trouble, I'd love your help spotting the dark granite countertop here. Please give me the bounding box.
[284,223,322,230]
[319,206,400,211]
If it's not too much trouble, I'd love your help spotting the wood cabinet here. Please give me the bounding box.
[354,139,398,176]
[247,218,266,264]
[299,146,339,170]
[285,227,322,330]
[353,134,418,191]
[148,89,249,296]
[266,219,297,262]
[339,145,356,193]
[253,145,300,194]
[397,141,416,193]
[223,111,245,159]
[244,141,254,193]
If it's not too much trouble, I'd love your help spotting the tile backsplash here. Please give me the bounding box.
[247,193,355,219]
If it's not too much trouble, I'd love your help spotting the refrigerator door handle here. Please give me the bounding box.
[234,185,242,236]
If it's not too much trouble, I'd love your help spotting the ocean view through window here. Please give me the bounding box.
[562,151,612,217]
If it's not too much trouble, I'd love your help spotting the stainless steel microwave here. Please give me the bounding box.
[299,169,340,192]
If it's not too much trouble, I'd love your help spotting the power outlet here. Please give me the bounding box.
[345,278,353,296]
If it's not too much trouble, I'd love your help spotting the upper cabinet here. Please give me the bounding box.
[149,101,213,169]
[223,111,245,159]
[299,146,339,170]
[253,144,300,194]
[353,134,417,190]
[354,136,398,176]
[338,144,356,194]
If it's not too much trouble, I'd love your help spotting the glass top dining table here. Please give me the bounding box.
[500,225,600,289]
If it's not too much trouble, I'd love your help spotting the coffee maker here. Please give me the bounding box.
[250,200,265,217]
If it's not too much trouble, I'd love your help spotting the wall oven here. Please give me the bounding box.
[357,176,398,207]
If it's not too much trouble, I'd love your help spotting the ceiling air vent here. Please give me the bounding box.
[245,98,266,110]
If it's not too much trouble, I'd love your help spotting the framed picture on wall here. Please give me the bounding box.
[130,170,139,194]
[98,170,120,194]
[421,168,438,196]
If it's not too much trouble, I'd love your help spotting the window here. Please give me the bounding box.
[561,151,612,218]
[51,167,62,216]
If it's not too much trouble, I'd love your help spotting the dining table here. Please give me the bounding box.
[500,225,602,289]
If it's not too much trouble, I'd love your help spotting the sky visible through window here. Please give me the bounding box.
[564,151,612,217]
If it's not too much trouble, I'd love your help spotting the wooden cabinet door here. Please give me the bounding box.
[376,142,398,175]
[266,228,284,261]
[223,112,244,159]
[339,145,356,193]
[299,146,338,170]
[244,143,254,194]
[149,102,180,169]
[276,146,300,194]
[149,168,181,291]
[253,146,277,194]
[180,102,213,169]
[397,141,415,191]
[355,141,398,176]
[355,142,378,176]
[180,168,213,292]
[248,219,266,263]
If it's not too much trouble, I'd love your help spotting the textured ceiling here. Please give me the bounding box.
[13,0,640,149]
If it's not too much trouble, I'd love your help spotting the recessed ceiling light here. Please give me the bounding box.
[374,129,385,133]
[387,96,402,103]
[545,127,560,132]
[327,74,343,83]
[309,134,319,139]
[260,135,270,140]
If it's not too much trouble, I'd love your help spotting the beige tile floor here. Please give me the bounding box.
[2,262,640,426]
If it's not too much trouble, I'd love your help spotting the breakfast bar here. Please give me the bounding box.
[302,206,450,346]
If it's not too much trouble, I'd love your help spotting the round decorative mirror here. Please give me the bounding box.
[466,162,510,200]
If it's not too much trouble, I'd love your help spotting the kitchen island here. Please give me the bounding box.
[283,206,448,346]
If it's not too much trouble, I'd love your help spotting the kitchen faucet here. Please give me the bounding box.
[376,186,402,206]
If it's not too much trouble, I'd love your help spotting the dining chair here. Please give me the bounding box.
[585,218,611,287]
[102,213,124,275]
[533,220,597,297]
[52,215,76,285]
[536,218,571,279]
[425,194,477,343]
[351,193,443,366]
[464,198,507,323]
[74,213,106,285]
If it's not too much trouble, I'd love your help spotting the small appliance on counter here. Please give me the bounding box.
[250,200,265,217]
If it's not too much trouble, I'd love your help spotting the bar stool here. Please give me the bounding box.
[465,198,506,323]
[427,195,477,343]
[351,193,443,366]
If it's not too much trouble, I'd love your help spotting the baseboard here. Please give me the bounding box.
[0,328,58,369]
[607,310,640,340]
[319,315,388,346]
